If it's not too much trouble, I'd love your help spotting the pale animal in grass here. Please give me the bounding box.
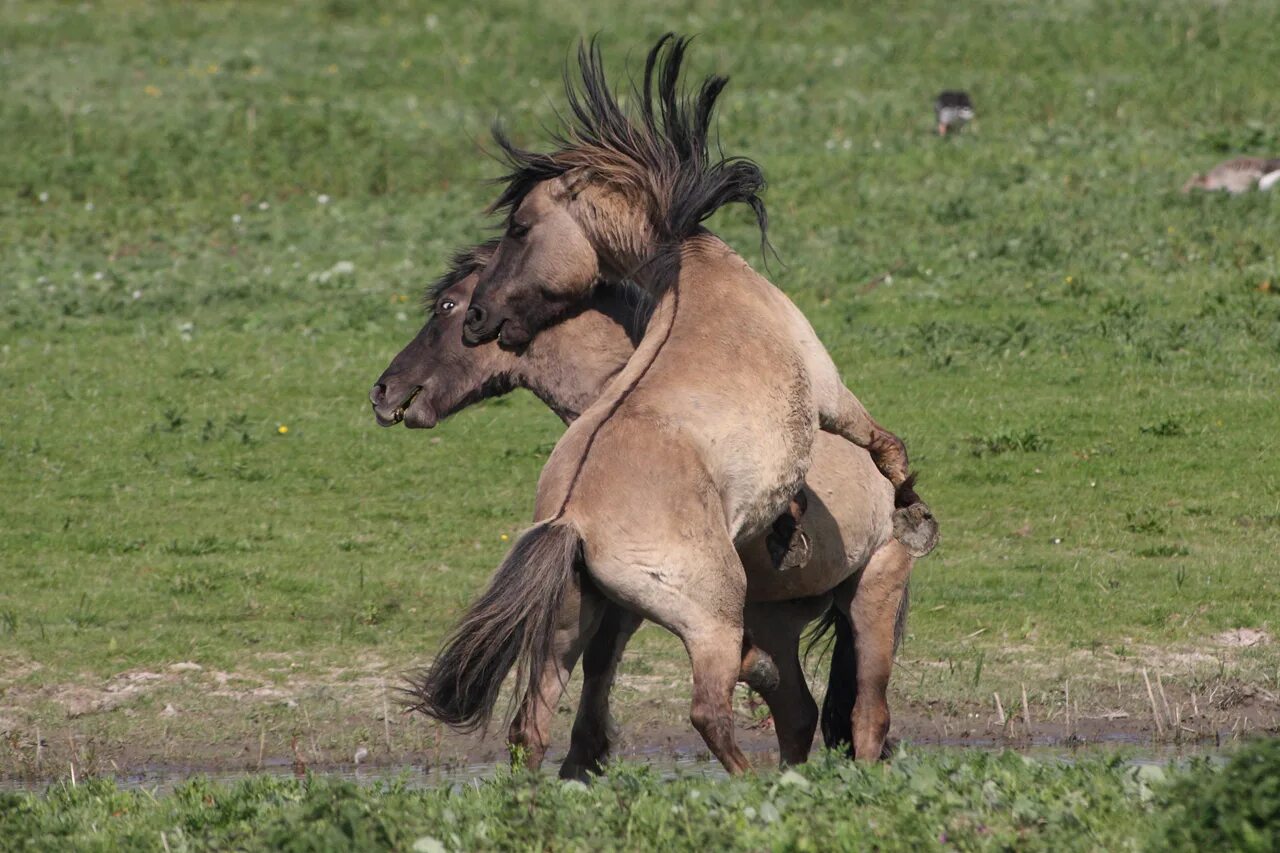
[408,36,936,774]
[1182,156,1280,194]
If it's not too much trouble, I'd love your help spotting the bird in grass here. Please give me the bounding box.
[1182,156,1280,194]
[934,90,974,136]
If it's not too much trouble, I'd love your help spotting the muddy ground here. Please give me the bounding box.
[4,640,1277,787]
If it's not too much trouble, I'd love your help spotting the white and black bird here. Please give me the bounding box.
[934,90,974,136]
[1182,156,1280,194]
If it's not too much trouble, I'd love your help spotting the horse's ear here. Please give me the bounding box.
[560,168,596,200]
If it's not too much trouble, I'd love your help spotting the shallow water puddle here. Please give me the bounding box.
[0,739,1221,793]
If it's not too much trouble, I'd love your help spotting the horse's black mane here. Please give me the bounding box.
[422,239,501,312]
[595,278,656,342]
[489,34,770,257]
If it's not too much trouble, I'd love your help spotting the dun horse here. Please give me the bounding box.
[371,243,916,771]
[399,36,936,773]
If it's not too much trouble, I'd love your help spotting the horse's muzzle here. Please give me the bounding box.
[369,381,424,427]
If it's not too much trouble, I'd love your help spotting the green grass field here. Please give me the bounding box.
[2,0,1279,842]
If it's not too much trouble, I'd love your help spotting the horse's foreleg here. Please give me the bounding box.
[508,586,605,771]
[841,540,913,762]
[559,605,643,781]
[745,601,821,766]
[818,386,910,487]
[820,386,938,557]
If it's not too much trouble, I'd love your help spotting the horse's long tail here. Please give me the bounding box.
[817,607,856,753]
[811,582,911,754]
[405,520,582,732]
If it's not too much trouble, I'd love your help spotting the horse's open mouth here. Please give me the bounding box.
[374,386,422,427]
[497,320,531,349]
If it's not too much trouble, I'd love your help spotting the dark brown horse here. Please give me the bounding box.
[372,244,916,774]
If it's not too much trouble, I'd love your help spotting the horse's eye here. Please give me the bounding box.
[508,222,530,239]
[439,299,456,313]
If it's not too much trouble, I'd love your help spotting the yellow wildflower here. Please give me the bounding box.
[277,425,289,435]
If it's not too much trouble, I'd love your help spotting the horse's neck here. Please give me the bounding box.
[639,234,755,326]
[630,231,744,298]
[520,298,639,424]
[528,236,752,423]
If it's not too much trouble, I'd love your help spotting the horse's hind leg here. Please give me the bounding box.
[508,582,607,770]
[585,532,753,774]
[684,623,752,774]
[835,539,913,761]
[745,599,825,766]
[559,604,643,781]
[558,602,775,780]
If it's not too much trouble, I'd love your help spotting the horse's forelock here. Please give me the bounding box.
[422,239,501,312]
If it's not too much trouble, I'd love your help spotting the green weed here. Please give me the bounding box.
[0,749,1181,851]
[967,428,1049,457]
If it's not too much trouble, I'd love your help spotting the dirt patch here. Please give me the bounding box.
[4,699,1271,791]
[0,656,44,691]
[53,671,168,718]
[1215,628,1271,648]
[4,649,1278,786]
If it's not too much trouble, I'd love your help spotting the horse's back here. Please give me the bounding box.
[535,236,854,549]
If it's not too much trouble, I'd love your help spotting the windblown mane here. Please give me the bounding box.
[595,278,657,342]
[489,34,770,259]
[422,239,501,311]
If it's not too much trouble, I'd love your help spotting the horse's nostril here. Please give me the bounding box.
[369,383,387,407]
[465,305,486,328]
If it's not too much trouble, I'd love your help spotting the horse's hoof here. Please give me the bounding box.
[778,529,811,571]
[558,761,600,783]
[893,502,939,557]
[740,648,780,693]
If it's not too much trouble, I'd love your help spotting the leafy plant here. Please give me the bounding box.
[968,428,1048,457]
[1153,738,1280,852]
